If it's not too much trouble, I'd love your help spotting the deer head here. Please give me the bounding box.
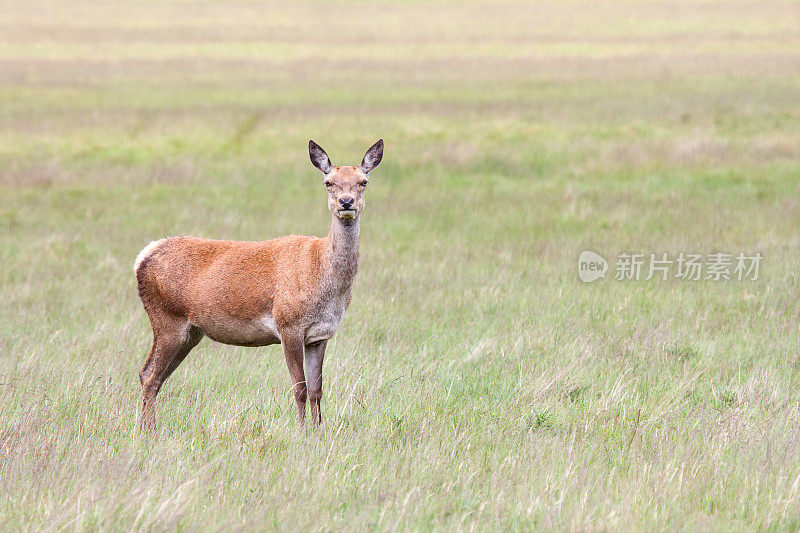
[309,139,383,220]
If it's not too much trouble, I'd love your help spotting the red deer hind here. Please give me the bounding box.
[134,140,383,430]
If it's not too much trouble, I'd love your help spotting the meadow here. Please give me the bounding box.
[1,0,799,530]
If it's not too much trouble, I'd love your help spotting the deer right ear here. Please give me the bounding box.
[309,140,333,174]
[360,139,384,173]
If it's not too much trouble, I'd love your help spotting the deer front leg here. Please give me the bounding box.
[304,340,327,426]
[281,332,307,425]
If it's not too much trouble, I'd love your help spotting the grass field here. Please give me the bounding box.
[1,0,800,530]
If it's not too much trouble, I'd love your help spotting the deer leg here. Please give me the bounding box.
[139,319,203,431]
[304,340,327,426]
[281,332,307,425]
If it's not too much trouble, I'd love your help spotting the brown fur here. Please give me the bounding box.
[139,235,328,340]
[135,140,383,430]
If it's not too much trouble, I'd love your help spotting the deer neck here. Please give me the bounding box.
[325,215,360,292]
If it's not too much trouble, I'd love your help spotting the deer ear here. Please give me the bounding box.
[309,140,333,174]
[360,139,383,173]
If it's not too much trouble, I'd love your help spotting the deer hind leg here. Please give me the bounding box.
[280,332,307,426]
[139,317,203,431]
[305,340,327,426]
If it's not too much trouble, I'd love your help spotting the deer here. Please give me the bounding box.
[134,139,383,430]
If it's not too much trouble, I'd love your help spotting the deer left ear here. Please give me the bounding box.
[360,139,384,173]
[309,140,333,174]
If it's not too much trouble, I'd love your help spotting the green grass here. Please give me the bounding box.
[1,0,800,530]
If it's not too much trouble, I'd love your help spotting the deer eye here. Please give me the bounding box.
[324,180,333,189]
[359,180,368,187]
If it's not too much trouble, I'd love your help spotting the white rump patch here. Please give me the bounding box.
[134,239,167,274]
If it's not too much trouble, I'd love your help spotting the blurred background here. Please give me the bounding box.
[1,0,799,529]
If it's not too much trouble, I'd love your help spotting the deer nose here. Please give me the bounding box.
[339,196,355,209]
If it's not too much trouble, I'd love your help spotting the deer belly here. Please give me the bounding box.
[191,313,281,347]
